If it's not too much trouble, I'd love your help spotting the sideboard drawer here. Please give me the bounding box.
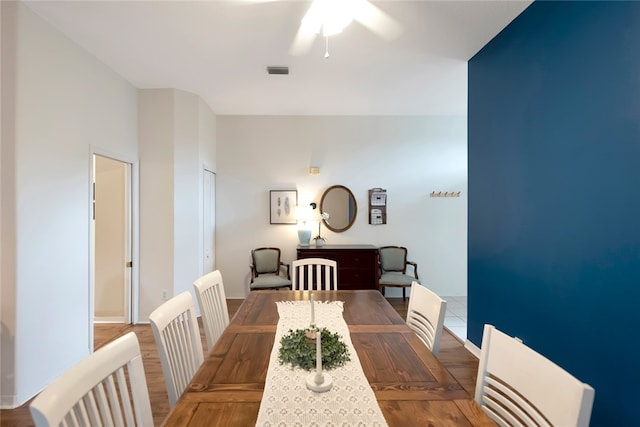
[338,269,376,290]
[296,245,379,291]
[332,253,371,268]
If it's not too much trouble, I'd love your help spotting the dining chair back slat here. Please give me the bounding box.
[149,291,204,408]
[291,258,338,291]
[29,332,153,427]
[475,324,595,427]
[194,270,230,351]
[406,281,446,355]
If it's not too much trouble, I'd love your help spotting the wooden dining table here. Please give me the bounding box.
[162,290,495,426]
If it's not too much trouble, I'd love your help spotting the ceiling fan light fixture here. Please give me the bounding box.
[301,0,358,37]
[290,0,400,58]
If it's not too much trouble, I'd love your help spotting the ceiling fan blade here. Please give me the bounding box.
[228,0,279,4]
[353,0,403,41]
[289,25,318,56]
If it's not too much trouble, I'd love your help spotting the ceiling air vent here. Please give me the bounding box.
[267,66,289,75]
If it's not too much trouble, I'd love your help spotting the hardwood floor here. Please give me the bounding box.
[0,298,478,427]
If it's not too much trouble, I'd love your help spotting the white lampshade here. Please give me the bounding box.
[295,205,313,246]
[294,205,313,222]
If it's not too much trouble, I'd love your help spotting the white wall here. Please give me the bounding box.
[138,89,175,319]
[1,3,216,407]
[1,0,18,406]
[2,2,138,406]
[173,91,202,298]
[199,98,217,274]
[216,116,468,299]
[138,89,216,320]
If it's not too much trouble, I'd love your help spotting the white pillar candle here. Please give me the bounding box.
[316,328,322,376]
[310,292,315,325]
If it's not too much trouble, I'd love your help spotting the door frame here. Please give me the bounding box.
[89,147,140,348]
[202,167,216,275]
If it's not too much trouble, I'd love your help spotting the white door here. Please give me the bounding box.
[203,169,215,273]
[93,155,132,323]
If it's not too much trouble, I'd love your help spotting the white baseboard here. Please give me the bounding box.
[94,317,125,323]
[464,339,481,358]
[1,394,18,410]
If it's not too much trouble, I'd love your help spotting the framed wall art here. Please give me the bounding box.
[270,190,297,224]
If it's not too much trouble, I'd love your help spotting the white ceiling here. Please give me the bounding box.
[23,0,532,116]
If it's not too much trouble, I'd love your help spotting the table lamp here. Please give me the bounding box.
[295,205,313,246]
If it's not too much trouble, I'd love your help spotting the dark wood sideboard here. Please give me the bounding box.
[296,244,380,291]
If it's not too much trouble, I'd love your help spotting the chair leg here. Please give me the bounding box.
[381,287,385,296]
[402,287,406,301]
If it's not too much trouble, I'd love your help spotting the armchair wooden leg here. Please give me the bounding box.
[402,287,406,301]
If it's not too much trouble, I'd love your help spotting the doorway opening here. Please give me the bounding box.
[91,154,134,331]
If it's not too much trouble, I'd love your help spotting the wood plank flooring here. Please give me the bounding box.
[0,298,479,427]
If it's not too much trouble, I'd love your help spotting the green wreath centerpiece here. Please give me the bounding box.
[278,327,350,371]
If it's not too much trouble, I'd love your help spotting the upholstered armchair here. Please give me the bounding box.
[378,246,419,300]
[249,247,292,290]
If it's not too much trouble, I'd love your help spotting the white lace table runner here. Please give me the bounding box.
[255,300,388,427]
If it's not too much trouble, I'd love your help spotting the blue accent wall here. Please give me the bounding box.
[468,2,640,425]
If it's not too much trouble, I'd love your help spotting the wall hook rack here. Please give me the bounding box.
[430,191,461,198]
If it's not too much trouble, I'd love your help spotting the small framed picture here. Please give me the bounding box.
[270,190,297,224]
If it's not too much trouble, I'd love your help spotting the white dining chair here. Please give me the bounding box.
[405,281,447,355]
[149,291,204,408]
[193,269,230,352]
[291,258,338,291]
[29,332,153,427]
[475,324,595,427]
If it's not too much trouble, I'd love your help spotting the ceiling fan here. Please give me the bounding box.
[289,0,404,58]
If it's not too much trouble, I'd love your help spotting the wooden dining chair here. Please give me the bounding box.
[405,281,447,355]
[291,258,338,290]
[29,332,153,427]
[249,247,292,290]
[378,245,419,300]
[149,291,204,408]
[193,269,230,351]
[475,324,595,427]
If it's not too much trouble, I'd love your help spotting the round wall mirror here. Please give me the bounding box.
[320,185,357,232]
